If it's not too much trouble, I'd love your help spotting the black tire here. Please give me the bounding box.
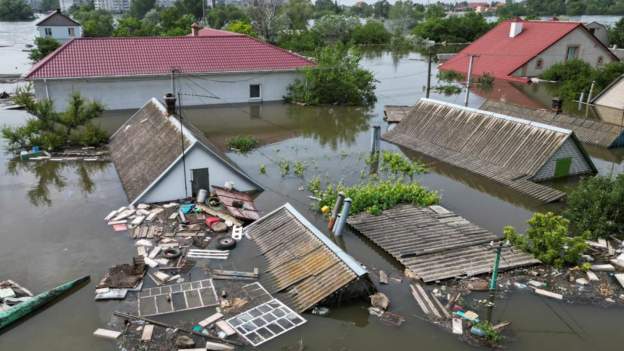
[216,237,236,250]
[163,247,182,259]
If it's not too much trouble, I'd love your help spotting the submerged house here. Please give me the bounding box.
[244,203,370,313]
[109,95,262,205]
[35,9,82,44]
[439,18,618,82]
[23,28,315,111]
[592,74,624,112]
[383,98,596,203]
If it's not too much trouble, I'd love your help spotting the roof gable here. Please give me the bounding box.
[24,36,315,80]
[440,20,583,81]
[36,10,80,27]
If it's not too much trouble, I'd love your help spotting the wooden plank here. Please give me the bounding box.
[215,320,236,336]
[379,270,388,284]
[412,283,442,319]
[141,324,154,342]
[199,312,224,328]
[93,328,121,339]
[533,288,563,300]
[409,284,431,315]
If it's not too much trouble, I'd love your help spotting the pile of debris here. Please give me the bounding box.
[0,280,34,313]
[19,146,110,162]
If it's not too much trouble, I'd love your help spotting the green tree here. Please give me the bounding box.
[276,29,320,53]
[352,20,390,45]
[281,0,313,30]
[207,4,249,29]
[29,37,60,62]
[224,20,257,37]
[38,0,59,12]
[129,0,156,19]
[312,14,359,43]
[609,18,624,48]
[565,175,624,239]
[113,16,157,36]
[174,0,203,20]
[314,0,339,17]
[286,45,377,106]
[247,0,287,42]
[504,212,588,268]
[566,0,587,16]
[412,11,492,43]
[0,0,34,21]
[349,2,373,18]
[372,0,391,19]
[70,5,114,37]
[388,0,423,33]
[424,3,445,19]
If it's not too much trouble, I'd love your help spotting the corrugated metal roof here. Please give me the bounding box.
[244,203,367,312]
[481,99,624,148]
[383,105,411,123]
[382,98,593,203]
[109,98,261,204]
[348,204,540,282]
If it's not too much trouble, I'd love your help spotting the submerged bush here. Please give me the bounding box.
[286,45,377,106]
[311,179,439,216]
[226,135,258,153]
[504,212,588,268]
[565,175,624,239]
[377,151,428,178]
[541,60,624,102]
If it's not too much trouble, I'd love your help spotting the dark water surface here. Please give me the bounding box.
[1,52,624,350]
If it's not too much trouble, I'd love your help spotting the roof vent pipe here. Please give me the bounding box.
[164,93,176,115]
[509,19,523,38]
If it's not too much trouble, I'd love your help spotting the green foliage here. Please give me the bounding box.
[2,90,107,152]
[0,0,34,21]
[293,161,306,177]
[224,20,257,37]
[113,16,157,36]
[312,14,359,43]
[352,21,391,45]
[565,175,624,239]
[286,45,377,106]
[12,84,36,111]
[372,0,391,19]
[38,0,59,12]
[259,164,267,174]
[311,179,439,216]
[276,30,321,53]
[29,37,61,62]
[434,84,462,95]
[541,60,624,102]
[504,212,588,268]
[437,70,464,82]
[412,12,492,43]
[207,4,249,29]
[610,18,624,48]
[378,151,427,178]
[129,0,156,19]
[279,160,290,176]
[496,0,624,17]
[388,0,424,33]
[281,0,314,30]
[472,321,503,344]
[227,135,258,153]
[580,262,592,272]
[70,5,114,37]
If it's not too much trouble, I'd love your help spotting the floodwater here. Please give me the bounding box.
[2,23,624,351]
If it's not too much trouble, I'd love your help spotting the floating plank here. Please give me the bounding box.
[379,270,388,285]
[212,269,258,278]
[93,328,122,340]
[216,320,236,336]
[205,341,235,351]
[586,271,600,281]
[452,318,463,335]
[533,288,563,300]
[141,324,154,341]
[615,273,624,289]
[591,264,615,272]
[199,312,224,328]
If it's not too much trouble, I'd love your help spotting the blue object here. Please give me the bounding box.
[470,326,486,337]
[32,146,40,152]
[180,204,194,214]
[192,325,203,333]
[453,310,480,323]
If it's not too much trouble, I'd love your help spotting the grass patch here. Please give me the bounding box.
[227,135,258,153]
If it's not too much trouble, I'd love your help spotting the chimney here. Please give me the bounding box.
[164,93,176,115]
[509,18,523,38]
[191,22,201,37]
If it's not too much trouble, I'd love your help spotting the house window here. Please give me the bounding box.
[249,84,261,99]
[535,58,544,70]
[68,27,75,37]
[566,46,579,61]
[597,56,604,65]
[44,28,52,36]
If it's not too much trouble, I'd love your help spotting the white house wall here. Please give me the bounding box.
[532,138,593,181]
[36,25,82,43]
[138,144,257,204]
[594,79,624,110]
[33,71,303,111]
[513,27,616,78]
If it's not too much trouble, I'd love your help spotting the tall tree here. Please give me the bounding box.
[129,0,156,19]
[281,0,313,30]
[372,0,390,19]
[0,0,34,21]
[247,0,286,42]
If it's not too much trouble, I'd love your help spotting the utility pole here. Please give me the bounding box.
[464,54,476,107]
[489,241,504,291]
[426,52,432,99]
[177,92,189,199]
[171,69,176,96]
[585,80,596,118]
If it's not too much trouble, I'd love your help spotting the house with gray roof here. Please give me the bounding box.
[109,95,262,205]
[383,98,596,203]
[35,9,82,44]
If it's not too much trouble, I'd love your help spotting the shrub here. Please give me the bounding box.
[276,30,321,54]
[541,60,624,102]
[224,20,257,37]
[226,135,258,153]
[29,37,60,62]
[412,12,492,43]
[437,70,464,82]
[472,321,503,344]
[504,212,588,268]
[565,175,624,239]
[351,20,391,45]
[286,45,377,106]
[293,161,306,177]
[379,151,427,178]
[311,179,439,216]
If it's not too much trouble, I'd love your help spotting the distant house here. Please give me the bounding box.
[592,74,624,111]
[383,98,596,203]
[585,21,609,46]
[59,0,87,12]
[23,27,315,111]
[440,19,618,83]
[94,0,131,13]
[35,9,82,44]
[109,95,262,205]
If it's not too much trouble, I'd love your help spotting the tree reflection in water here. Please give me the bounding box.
[6,159,109,206]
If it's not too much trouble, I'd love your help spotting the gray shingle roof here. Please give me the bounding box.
[36,10,80,27]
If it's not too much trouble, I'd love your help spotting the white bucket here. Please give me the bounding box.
[197,189,208,203]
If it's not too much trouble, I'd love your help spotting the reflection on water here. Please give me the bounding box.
[6,159,109,206]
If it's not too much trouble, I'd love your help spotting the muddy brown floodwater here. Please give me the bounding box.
[1,51,624,350]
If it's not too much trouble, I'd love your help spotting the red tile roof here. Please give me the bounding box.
[25,35,315,79]
[439,20,616,83]
[194,27,244,37]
